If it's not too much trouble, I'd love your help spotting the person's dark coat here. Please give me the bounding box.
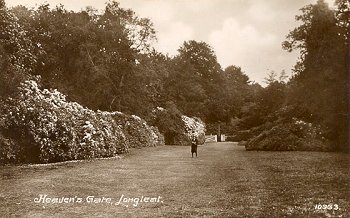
[191,138,198,157]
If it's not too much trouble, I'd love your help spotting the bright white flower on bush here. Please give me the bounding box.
[152,107,166,114]
[131,115,142,121]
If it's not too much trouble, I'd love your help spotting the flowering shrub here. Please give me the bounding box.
[112,113,164,148]
[0,80,163,164]
[148,107,206,145]
[245,118,331,151]
[149,126,165,146]
[181,115,206,144]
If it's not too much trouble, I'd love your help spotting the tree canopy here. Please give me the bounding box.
[0,0,348,151]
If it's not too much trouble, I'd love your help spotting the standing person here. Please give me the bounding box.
[191,136,198,158]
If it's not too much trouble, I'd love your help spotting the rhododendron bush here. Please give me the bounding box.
[181,115,206,144]
[149,107,206,145]
[112,113,164,148]
[0,80,163,164]
[245,118,331,151]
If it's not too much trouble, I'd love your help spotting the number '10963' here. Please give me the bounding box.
[314,204,339,210]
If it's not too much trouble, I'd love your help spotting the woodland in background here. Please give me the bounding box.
[0,0,349,160]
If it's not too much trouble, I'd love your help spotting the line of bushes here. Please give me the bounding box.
[112,113,164,148]
[0,79,164,164]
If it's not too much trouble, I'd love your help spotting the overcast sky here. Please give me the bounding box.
[6,0,335,84]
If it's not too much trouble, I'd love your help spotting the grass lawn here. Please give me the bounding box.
[0,142,349,217]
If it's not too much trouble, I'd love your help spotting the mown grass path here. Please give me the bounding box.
[1,142,349,217]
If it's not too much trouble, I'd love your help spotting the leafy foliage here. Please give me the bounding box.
[245,118,330,151]
[11,1,156,113]
[181,115,206,145]
[0,0,37,98]
[148,106,206,145]
[241,0,348,151]
[113,113,164,148]
[0,0,348,157]
[0,79,163,164]
[282,0,348,150]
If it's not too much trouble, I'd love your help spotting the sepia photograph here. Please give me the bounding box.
[0,0,349,217]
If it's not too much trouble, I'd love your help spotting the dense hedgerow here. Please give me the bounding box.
[245,118,331,151]
[112,113,164,148]
[0,79,164,164]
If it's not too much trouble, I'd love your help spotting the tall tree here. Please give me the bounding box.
[283,0,348,148]
[166,40,227,123]
[223,66,250,118]
[177,40,222,82]
[11,1,156,114]
[0,0,37,98]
